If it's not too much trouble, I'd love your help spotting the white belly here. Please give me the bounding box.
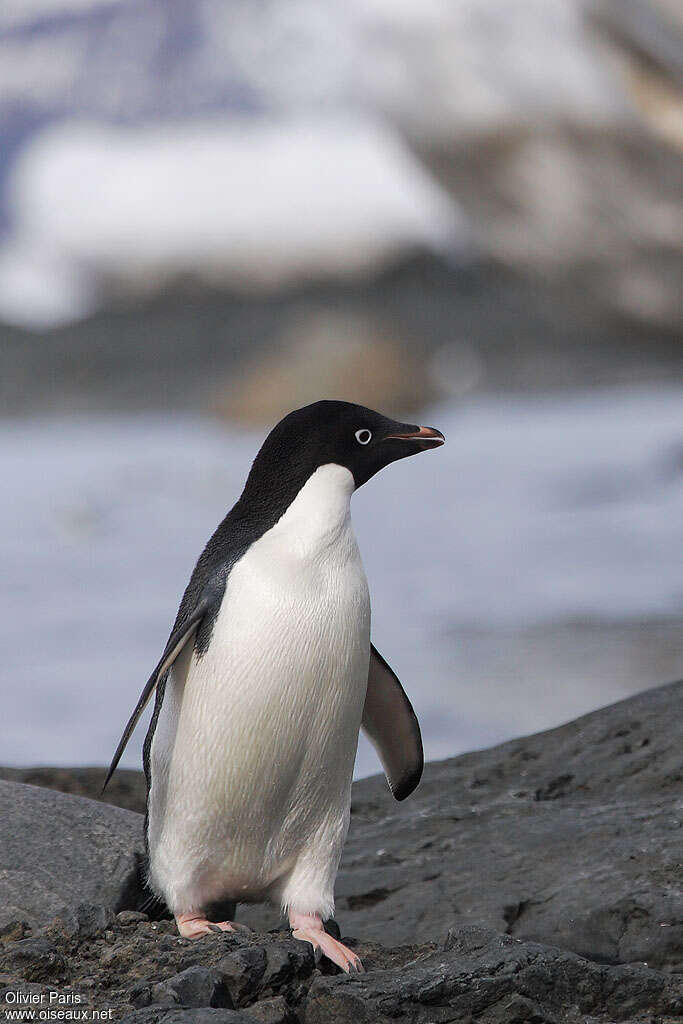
[147,464,370,917]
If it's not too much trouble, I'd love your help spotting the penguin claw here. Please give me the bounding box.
[176,913,237,939]
[289,912,364,974]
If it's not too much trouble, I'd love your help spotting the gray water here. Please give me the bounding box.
[3,385,682,778]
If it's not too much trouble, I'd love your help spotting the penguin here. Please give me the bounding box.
[104,400,444,972]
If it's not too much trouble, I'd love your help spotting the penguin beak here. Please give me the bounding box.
[385,425,445,450]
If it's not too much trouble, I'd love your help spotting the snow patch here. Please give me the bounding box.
[0,117,466,327]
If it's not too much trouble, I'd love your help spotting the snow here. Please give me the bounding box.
[0,117,465,328]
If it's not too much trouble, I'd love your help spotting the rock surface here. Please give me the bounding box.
[0,766,147,816]
[244,678,683,973]
[0,681,681,1022]
[307,926,683,1023]
[0,780,145,933]
[0,911,680,1023]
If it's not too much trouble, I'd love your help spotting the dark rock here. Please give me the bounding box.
[149,966,234,1009]
[213,936,313,1007]
[240,996,290,1023]
[117,911,149,927]
[129,980,155,1008]
[17,912,324,1019]
[0,767,148,816]
[0,937,66,983]
[262,939,314,990]
[51,903,115,939]
[246,678,681,972]
[1,682,681,1024]
[0,920,30,944]
[120,1010,256,1024]
[306,926,683,1023]
[0,983,86,1015]
[217,947,267,1005]
[0,781,145,932]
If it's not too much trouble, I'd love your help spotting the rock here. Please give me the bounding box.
[0,937,67,984]
[262,941,314,992]
[216,947,267,1006]
[217,937,314,1007]
[2,255,680,422]
[121,1011,257,1024]
[1,682,681,1022]
[148,966,234,1009]
[0,766,147,815]
[590,0,683,150]
[0,911,320,1021]
[0,920,30,944]
[240,996,290,1023]
[0,781,145,932]
[0,983,86,1015]
[210,308,440,428]
[306,926,683,1023]
[242,679,683,972]
[117,911,150,927]
[424,124,683,328]
[51,904,115,940]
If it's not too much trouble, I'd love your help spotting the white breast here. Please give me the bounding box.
[147,464,371,916]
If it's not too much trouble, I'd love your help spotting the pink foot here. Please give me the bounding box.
[176,912,238,939]
[289,910,363,973]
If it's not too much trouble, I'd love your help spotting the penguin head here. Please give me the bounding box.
[241,401,444,510]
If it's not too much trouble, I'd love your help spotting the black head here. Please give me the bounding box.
[236,401,444,518]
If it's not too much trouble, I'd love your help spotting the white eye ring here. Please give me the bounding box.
[355,428,372,445]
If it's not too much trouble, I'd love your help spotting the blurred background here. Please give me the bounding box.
[1,0,682,779]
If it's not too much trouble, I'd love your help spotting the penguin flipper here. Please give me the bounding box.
[362,644,424,801]
[102,597,210,791]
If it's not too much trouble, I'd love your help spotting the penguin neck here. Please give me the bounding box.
[265,463,356,557]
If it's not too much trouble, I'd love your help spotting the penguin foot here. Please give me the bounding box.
[176,912,238,939]
[289,910,364,973]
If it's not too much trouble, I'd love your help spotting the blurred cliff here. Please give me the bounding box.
[0,0,681,419]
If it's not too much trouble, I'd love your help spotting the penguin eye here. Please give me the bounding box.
[355,428,372,445]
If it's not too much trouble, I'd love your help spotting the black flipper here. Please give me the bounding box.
[102,596,211,791]
[362,644,423,800]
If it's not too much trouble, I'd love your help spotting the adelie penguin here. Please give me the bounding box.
[105,400,444,972]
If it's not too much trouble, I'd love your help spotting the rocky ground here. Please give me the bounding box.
[3,257,681,420]
[1,679,681,1022]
